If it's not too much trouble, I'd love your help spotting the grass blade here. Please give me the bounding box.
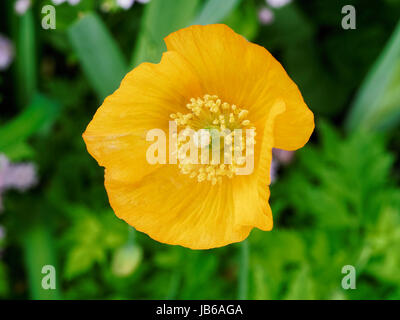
[192,0,241,25]
[68,13,127,100]
[0,94,60,152]
[131,0,200,66]
[345,20,400,132]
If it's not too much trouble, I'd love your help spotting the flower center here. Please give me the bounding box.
[170,94,256,185]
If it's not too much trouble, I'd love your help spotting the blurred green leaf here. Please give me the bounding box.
[284,266,315,300]
[249,230,307,299]
[0,263,9,297]
[365,206,400,285]
[280,121,396,229]
[192,0,241,25]
[48,0,96,31]
[263,121,400,298]
[0,94,60,156]
[179,250,223,299]
[1,142,34,161]
[223,0,259,40]
[238,240,249,299]
[68,13,127,100]
[260,4,349,116]
[62,207,128,280]
[131,0,200,66]
[252,263,273,300]
[65,245,105,280]
[346,20,400,132]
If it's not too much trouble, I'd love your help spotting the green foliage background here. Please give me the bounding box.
[0,0,400,299]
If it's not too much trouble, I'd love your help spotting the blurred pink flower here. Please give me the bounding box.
[0,154,38,212]
[14,0,31,15]
[258,8,275,25]
[270,159,279,184]
[272,148,295,165]
[0,35,14,71]
[270,149,295,184]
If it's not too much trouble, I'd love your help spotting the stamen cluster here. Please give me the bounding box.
[170,94,256,184]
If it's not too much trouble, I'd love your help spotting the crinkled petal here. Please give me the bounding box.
[232,99,286,231]
[165,24,314,151]
[83,51,204,183]
[105,165,251,249]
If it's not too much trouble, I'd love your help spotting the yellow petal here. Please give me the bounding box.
[83,51,204,183]
[105,165,251,250]
[105,100,285,249]
[165,24,314,151]
[232,99,286,231]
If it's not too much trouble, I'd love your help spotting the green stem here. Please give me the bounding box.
[238,239,249,300]
[15,9,37,107]
[23,224,61,300]
[165,272,181,300]
[128,226,136,244]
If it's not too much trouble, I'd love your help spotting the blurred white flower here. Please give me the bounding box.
[112,244,143,277]
[117,0,135,10]
[68,0,81,4]
[52,0,81,5]
[116,0,150,10]
[266,0,292,8]
[14,0,31,15]
[0,154,38,212]
[0,35,14,71]
[258,8,274,25]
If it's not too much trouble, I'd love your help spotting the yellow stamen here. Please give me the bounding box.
[170,94,256,184]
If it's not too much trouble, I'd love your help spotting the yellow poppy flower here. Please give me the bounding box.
[83,24,314,250]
